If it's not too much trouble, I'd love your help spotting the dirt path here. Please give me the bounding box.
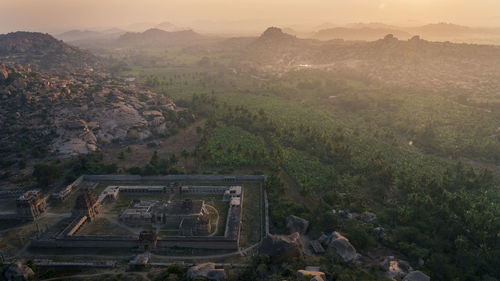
[39,270,148,281]
[100,213,142,235]
[151,241,260,261]
[205,204,220,237]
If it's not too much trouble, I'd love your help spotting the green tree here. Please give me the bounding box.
[33,164,61,188]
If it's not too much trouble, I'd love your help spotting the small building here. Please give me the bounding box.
[119,199,212,236]
[16,190,47,220]
[230,197,241,207]
[129,253,151,270]
[139,231,158,250]
[119,200,155,225]
[223,186,242,201]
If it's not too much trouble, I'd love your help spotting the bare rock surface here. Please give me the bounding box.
[403,271,431,281]
[297,269,326,280]
[187,263,225,281]
[0,64,177,159]
[379,256,413,280]
[327,231,357,263]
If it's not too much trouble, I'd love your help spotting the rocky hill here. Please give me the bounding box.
[56,29,124,43]
[0,32,100,73]
[247,28,500,93]
[248,27,322,65]
[0,63,177,162]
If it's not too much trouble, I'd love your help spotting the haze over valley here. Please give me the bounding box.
[1,1,500,281]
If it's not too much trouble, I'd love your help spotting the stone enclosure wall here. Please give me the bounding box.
[30,174,264,252]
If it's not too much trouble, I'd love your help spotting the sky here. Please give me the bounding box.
[0,0,499,34]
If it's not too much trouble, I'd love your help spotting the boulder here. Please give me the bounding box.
[337,210,358,219]
[310,276,325,281]
[259,232,303,261]
[187,263,225,281]
[4,261,34,281]
[373,226,386,239]
[360,212,377,223]
[297,269,326,280]
[318,233,330,247]
[327,232,357,263]
[286,215,309,234]
[403,271,430,281]
[379,256,413,279]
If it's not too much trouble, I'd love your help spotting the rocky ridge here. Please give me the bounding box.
[0,63,176,159]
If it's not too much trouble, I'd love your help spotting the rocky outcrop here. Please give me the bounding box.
[52,119,98,157]
[4,261,34,281]
[187,263,225,281]
[297,269,326,280]
[259,232,303,261]
[0,64,180,159]
[286,215,309,234]
[403,271,431,281]
[92,102,150,142]
[360,212,377,223]
[0,64,8,81]
[327,232,357,263]
[379,256,413,280]
[318,233,330,247]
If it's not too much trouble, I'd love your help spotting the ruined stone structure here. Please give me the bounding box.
[139,230,158,250]
[119,199,211,236]
[16,190,47,220]
[51,175,84,201]
[72,188,99,221]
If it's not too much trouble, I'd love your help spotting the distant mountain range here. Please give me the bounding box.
[115,28,207,47]
[286,22,500,45]
[56,21,190,44]
[310,27,412,41]
[56,26,214,49]
[56,29,125,43]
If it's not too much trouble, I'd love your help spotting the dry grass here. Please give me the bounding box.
[102,119,205,170]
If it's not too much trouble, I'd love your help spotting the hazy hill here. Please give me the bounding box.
[155,21,184,32]
[304,22,500,45]
[0,31,99,73]
[56,29,125,42]
[247,28,500,93]
[115,28,207,47]
[310,27,411,41]
[403,23,500,44]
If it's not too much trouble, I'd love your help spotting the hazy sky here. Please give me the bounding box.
[1,0,499,34]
